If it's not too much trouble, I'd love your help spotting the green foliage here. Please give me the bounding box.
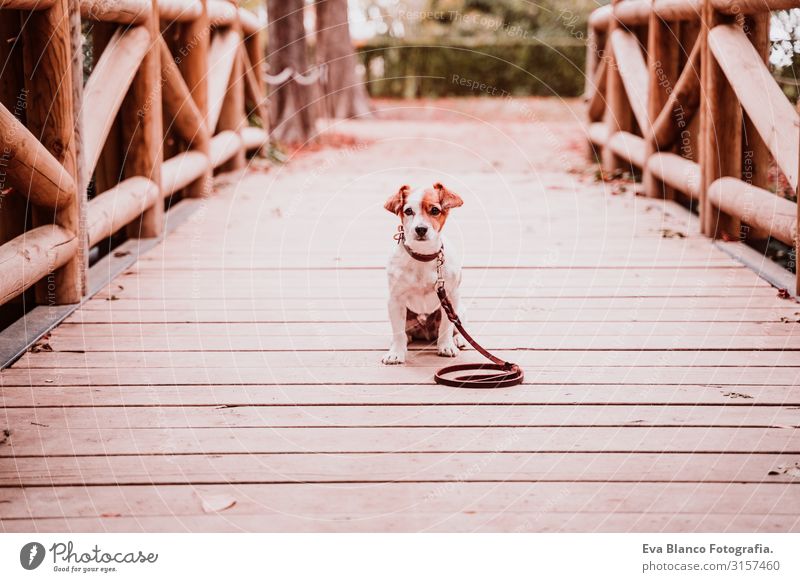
[358,40,586,98]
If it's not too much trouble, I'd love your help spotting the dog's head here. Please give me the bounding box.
[384,183,463,251]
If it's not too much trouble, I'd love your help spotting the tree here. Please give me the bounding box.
[267,0,317,143]
[316,0,371,119]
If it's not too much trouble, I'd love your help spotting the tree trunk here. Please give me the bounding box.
[315,0,371,119]
[267,0,317,143]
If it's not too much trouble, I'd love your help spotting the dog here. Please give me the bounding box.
[382,182,466,365]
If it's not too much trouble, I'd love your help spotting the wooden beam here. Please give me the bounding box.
[608,131,647,168]
[80,0,150,23]
[22,0,85,304]
[157,0,201,21]
[217,0,246,171]
[649,38,701,149]
[614,0,652,26]
[644,12,679,198]
[87,177,161,246]
[239,7,260,35]
[0,226,77,305]
[161,151,210,196]
[241,47,270,134]
[0,0,55,8]
[0,102,77,210]
[241,126,267,151]
[647,152,701,199]
[589,4,612,32]
[711,0,800,15]
[587,55,607,123]
[120,0,163,239]
[210,130,242,168]
[700,9,742,238]
[610,29,650,133]
[707,178,796,246]
[708,24,798,191]
[207,0,235,26]
[602,1,632,174]
[207,28,240,133]
[82,25,150,179]
[653,0,701,21]
[159,37,209,149]
[176,0,211,198]
[0,10,28,247]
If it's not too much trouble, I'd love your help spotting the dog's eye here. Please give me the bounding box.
[404,208,413,216]
[429,207,441,216]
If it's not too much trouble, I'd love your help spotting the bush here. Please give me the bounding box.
[357,40,586,98]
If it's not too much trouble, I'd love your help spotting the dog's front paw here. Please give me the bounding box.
[381,349,406,365]
[437,341,459,358]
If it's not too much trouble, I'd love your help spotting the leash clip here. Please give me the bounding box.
[434,249,446,292]
[393,224,405,244]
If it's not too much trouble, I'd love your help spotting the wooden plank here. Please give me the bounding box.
[37,333,800,351]
[4,404,798,430]
[15,348,800,369]
[2,364,798,386]
[59,306,800,324]
[649,38,701,150]
[45,320,800,338]
[3,452,796,486]
[2,384,796,408]
[3,426,798,456]
[1,483,797,521]
[3,511,798,533]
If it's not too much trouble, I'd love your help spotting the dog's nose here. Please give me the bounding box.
[415,226,428,237]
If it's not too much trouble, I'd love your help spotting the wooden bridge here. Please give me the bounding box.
[0,0,799,532]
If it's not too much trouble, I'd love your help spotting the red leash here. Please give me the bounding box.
[397,226,524,389]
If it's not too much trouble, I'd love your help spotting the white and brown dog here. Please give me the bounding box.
[382,182,466,365]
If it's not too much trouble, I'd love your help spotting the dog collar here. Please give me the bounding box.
[402,242,441,262]
[394,226,442,262]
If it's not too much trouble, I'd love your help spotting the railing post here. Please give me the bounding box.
[700,0,742,238]
[644,10,679,198]
[741,13,771,241]
[178,0,212,198]
[0,11,29,247]
[602,0,632,176]
[22,0,86,304]
[217,0,247,172]
[122,0,163,239]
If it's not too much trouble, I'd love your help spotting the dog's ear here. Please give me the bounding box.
[384,185,410,215]
[434,182,463,210]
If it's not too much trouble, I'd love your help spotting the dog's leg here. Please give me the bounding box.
[437,289,460,357]
[382,298,408,364]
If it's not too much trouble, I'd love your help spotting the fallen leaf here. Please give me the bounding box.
[659,228,686,239]
[199,494,237,513]
[113,250,130,258]
[777,288,791,299]
[722,391,753,399]
[768,463,800,478]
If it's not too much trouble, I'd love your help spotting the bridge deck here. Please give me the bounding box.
[1,101,799,532]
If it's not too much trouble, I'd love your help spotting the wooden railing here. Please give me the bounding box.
[587,0,800,294]
[0,0,267,307]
